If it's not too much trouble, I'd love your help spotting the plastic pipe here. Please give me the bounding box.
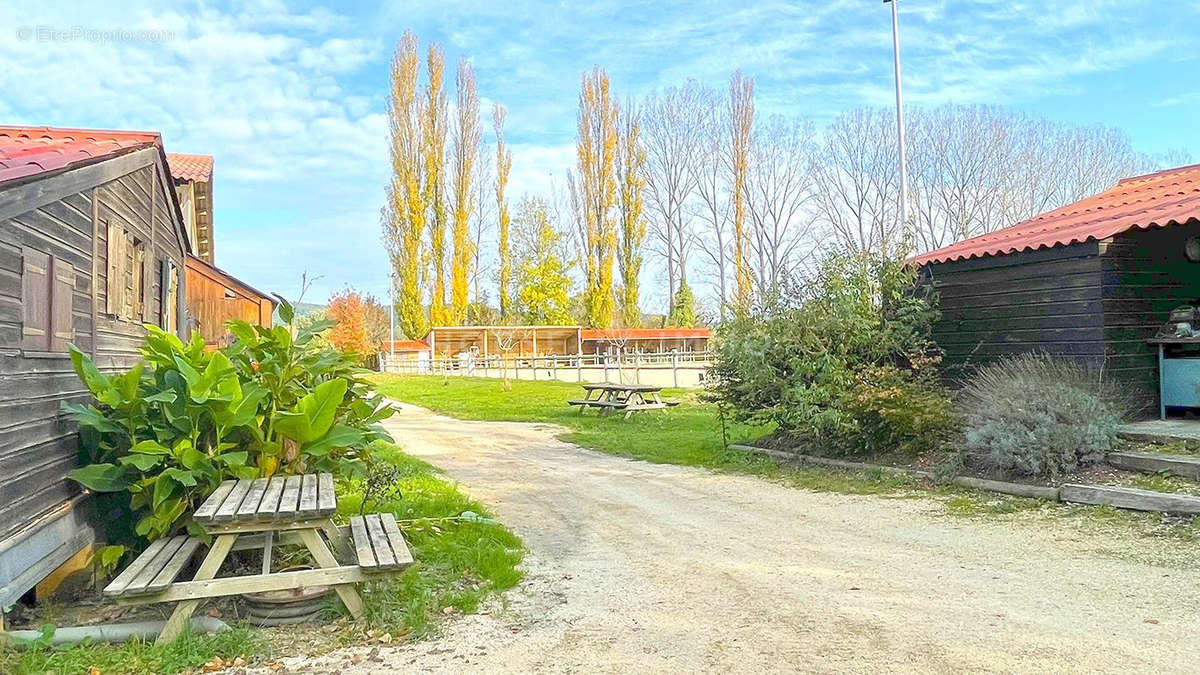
[1,616,230,647]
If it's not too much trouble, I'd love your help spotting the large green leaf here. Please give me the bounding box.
[273,379,347,443]
[275,296,295,324]
[61,402,123,434]
[68,464,131,492]
[120,453,164,472]
[130,439,171,455]
[303,424,365,457]
[69,345,120,407]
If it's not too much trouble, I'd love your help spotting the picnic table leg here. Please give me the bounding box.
[157,533,237,644]
[297,528,366,620]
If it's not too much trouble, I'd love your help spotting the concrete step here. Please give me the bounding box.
[1107,451,1200,481]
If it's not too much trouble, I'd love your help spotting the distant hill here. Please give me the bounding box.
[273,301,326,325]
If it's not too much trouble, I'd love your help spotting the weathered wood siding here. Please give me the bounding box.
[1100,222,1200,406]
[0,190,96,543]
[0,147,187,552]
[922,241,1106,382]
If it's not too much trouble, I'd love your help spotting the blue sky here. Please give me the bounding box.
[2,0,1198,310]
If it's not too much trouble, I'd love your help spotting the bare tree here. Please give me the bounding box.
[691,87,734,321]
[745,114,818,298]
[642,81,706,307]
[812,107,900,256]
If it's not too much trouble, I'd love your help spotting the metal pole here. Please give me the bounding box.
[887,0,908,242]
[388,277,395,373]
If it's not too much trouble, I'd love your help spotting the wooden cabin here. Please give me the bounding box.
[0,126,191,608]
[184,256,274,348]
[165,154,274,348]
[914,163,1200,412]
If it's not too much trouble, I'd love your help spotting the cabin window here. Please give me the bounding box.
[20,247,75,353]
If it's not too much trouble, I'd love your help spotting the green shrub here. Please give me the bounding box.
[63,298,395,546]
[956,353,1127,480]
[708,251,956,457]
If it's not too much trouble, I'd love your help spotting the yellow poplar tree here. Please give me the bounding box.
[423,43,450,326]
[576,66,619,328]
[493,103,513,322]
[382,31,428,339]
[616,98,646,327]
[450,55,479,324]
[730,69,755,312]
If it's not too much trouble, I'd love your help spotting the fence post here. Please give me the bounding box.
[672,353,679,388]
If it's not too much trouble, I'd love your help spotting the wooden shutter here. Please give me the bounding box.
[50,257,75,352]
[159,258,171,330]
[106,223,121,315]
[21,247,51,350]
[141,250,153,323]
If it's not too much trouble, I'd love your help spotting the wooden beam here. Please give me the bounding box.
[1060,483,1200,515]
[1106,451,1200,481]
[123,564,371,607]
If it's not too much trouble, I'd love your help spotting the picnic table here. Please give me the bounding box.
[103,473,412,643]
[567,382,678,419]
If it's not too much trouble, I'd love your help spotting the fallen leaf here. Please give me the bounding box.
[205,607,223,619]
[442,606,455,615]
[232,656,246,667]
[379,633,393,644]
[88,667,102,675]
[1145,618,1160,625]
[350,653,365,664]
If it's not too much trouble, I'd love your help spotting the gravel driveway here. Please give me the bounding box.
[277,403,1200,674]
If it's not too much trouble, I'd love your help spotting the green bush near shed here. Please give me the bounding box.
[708,251,957,457]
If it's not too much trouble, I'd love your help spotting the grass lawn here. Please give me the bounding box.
[369,374,771,468]
[4,443,523,675]
[369,374,1200,567]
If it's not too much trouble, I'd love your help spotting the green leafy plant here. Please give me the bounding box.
[707,251,956,457]
[64,298,395,544]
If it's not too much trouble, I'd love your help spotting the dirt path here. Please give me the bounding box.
[278,404,1200,674]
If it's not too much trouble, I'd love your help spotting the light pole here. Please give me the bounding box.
[885,0,908,240]
[388,275,396,371]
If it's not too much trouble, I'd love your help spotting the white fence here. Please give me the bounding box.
[379,350,712,388]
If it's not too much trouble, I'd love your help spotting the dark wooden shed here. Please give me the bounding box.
[914,163,1200,412]
[0,126,190,608]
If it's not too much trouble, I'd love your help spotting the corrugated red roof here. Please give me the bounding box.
[381,339,430,352]
[0,125,160,185]
[166,153,213,182]
[912,163,1200,265]
[580,327,711,341]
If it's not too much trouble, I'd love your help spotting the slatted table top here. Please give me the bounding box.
[580,382,663,392]
[194,473,337,525]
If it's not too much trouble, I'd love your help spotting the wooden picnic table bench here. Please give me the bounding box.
[568,382,679,419]
[104,472,413,643]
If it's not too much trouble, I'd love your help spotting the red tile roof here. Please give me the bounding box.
[912,163,1200,265]
[580,327,711,341]
[166,153,213,182]
[0,125,160,186]
[381,339,430,353]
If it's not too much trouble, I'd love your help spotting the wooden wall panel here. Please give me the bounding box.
[922,242,1106,383]
[0,156,186,552]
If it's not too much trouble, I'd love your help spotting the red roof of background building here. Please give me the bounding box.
[0,125,161,186]
[380,339,430,352]
[166,153,214,182]
[912,163,1200,265]
[580,327,711,341]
